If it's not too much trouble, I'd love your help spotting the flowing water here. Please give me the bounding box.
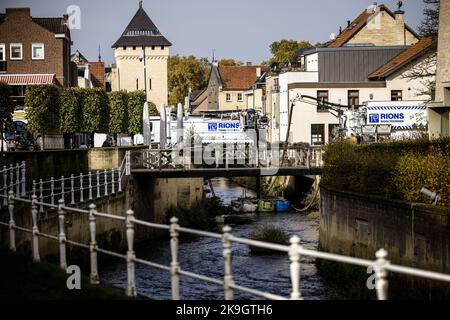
[101,178,337,300]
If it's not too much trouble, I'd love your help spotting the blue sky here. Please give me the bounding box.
[1,0,426,64]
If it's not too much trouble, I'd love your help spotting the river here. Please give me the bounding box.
[101,178,337,300]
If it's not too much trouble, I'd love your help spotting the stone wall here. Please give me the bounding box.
[319,186,450,297]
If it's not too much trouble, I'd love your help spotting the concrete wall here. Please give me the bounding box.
[319,186,450,296]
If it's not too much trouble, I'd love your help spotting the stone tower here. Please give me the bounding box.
[111,2,171,111]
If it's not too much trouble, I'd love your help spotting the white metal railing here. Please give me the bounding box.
[130,146,324,171]
[1,191,450,300]
[0,162,26,207]
[27,155,130,216]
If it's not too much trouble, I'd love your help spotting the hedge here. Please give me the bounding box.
[0,82,13,129]
[108,91,128,134]
[127,91,146,135]
[322,138,450,207]
[25,85,60,134]
[80,88,109,134]
[59,88,81,133]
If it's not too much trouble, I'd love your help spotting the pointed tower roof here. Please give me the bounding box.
[112,3,172,48]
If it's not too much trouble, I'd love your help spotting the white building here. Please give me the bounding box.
[270,37,435,145]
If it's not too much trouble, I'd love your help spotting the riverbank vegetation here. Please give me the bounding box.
[0,246,132,300]
[249,225,289,254]
[322,138,450,207]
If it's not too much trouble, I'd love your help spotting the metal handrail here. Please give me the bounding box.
[1,192,450,301]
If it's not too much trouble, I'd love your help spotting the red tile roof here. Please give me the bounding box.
[368,36,436,79]
[328,4,419,48]
[218,66,261,90]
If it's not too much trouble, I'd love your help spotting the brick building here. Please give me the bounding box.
[0,7,72,104]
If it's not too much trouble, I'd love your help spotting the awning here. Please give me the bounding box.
[0,74,55,85]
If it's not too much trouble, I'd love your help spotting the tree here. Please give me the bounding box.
[168,55,209,105]
[269,39,315,63]
[25,84,60,135]
[218,59,244,67]
[59,88,81,134]
[419,0,440,37]
[109,91,129,134]
[80,88,109,135]
[128,90,147,135]
[0,83,13,152]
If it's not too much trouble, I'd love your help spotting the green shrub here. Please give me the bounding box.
[80,88,109,133]
[322,137,450,206]
[127,91,146,135]
[59,88,81,133]
[394,152,450,206]
[25,85,60,134]
[249,225,289,254]
[108,91,128,134]
[0,82,13,129]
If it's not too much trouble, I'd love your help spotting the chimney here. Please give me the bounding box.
[256,67,261,78]
[347,20,351,27]
[339,26,343,34]
[5,8,31,19]
[246,62,252,66]
[394,6,406,45]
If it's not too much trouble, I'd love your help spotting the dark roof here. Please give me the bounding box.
[0,12,69,36]
[32,17,69,35]
[328,4,419,48]
[112,5,171,48]
[368,36,436,79]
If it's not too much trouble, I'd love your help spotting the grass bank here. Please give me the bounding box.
[0,247,134,300]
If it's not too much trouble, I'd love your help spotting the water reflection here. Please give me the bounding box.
[101,178,336,300]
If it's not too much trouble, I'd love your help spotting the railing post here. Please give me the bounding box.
[222,225,234,300]
[32,180,36,197]
[126,209,137,297]
[118,167,122,193]
[170,217,180,300]
[289,235,303,300]
[80,173,84,203]
[50,177,55,206]
[9,164,13,193]
[89,204,100,284]
[39,179,43,213]
[104,169,108,196]
[374,249,389,300]
[31,195,40,262]
[21,161,26,197]
[58,199,67,270]
[111,169,115,194]
[61,176,65,204]
[2,166,7,206]
[125,151,131,176]
[96,171,100,198]
[88,172,93,200]
[15,164,20,197]
[8,190,16,251]
[70,174,75,205]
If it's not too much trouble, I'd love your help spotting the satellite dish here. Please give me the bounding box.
[329,33,336,41]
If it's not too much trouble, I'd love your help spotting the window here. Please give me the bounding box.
[149,78,152,90]
[348,90,359,107]
[237,93,243,102]
[311,124,325,146]
[226,93,232,102]
[32,43,44,60]
[161,46,164,50]
[317,90,329,112]
[391,90,403,101]
[0,44,5,72]
[133,46,136,50]
[152,46,155,50]
[10,43,23,60]
[123,46,127,50]
[136,78,139,90]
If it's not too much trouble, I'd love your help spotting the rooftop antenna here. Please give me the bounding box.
[212,49,216,63]
[139,1,143,8]
[98,45,101,62]
[397,0,403,11]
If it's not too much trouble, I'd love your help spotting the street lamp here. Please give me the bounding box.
[139,47,148,99]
